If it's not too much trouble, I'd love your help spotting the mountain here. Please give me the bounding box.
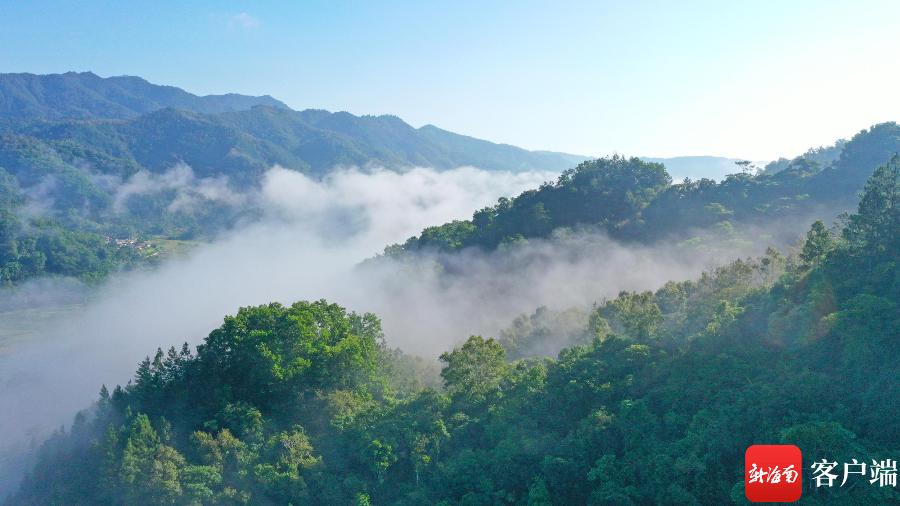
[386,122,900,258]
[0,73,593,285]
[0,72,585,176]
[0,72,289,122]
[20,104,586,178]
[1,72,894,289]
[4,75,900,506]
[8,153,900,505]
[763,139,847,174]
[416,124,588,172]
[643,140,852,182]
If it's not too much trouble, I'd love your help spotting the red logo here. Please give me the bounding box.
[745,445,802,502]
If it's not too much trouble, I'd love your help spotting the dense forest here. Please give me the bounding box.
[0,72,582,177]
[0,72,290,122]
[0,72,585,286]
[7,152,900,505]
[386,123,900,259]
[2,73,898,289]
[4,72,900,505]
[0,111,895,288]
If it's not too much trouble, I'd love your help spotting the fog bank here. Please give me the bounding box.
[0,164,764,497]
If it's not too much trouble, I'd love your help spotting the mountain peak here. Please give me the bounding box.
[0,72,293,122]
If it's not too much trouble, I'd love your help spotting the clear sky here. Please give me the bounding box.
[1,0,898,160]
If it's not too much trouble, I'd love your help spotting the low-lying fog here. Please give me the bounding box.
[0,164,772,497]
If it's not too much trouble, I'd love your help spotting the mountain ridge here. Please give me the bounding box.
[0,72,587,175]
[0,71,290,122]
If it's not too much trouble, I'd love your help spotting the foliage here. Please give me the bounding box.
[10,154,900,505]
[0,73,593,285]
[2,76,899,288]
[384,123,900,263]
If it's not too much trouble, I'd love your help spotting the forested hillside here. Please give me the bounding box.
[8,154,900,506]
[3,75,897,290]
[388,122,900,258]
[17,105,584,178]
[0,72,290,122]
[1,116,896,287]
[0,72,583,176]
[0,73,586,286]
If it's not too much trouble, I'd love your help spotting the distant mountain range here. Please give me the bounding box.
[0,72,586,176]
[0,71,889,287]
[0,72,783,181]
[0,71,290,121]
[0,71,592,284]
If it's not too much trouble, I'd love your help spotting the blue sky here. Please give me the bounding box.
[1,0,898,160]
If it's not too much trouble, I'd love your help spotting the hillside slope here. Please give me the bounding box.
[7,155,900,506]
[0,72,585,175]
[389,122,900,258]
[0,72,289,122]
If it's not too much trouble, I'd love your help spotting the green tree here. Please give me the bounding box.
[439,336,508,405]
[800,219,833,267]
[592,291,664,342]
[118,414,186,505]
[845,154,900,257]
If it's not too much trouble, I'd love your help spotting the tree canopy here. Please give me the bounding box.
[9,153,900,505]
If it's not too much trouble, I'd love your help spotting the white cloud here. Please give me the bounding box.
[0,166,557,468]
[231,12,260,28]
[112,162,245,213]
[0,164,772,496]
